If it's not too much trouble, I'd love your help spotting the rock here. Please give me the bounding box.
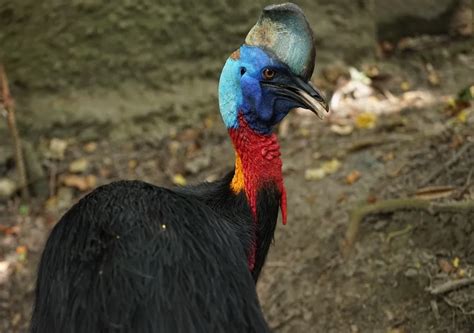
[0,178,16,198]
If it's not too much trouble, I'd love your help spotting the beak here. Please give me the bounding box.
[263,76,329,119]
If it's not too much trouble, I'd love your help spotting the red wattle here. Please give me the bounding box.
[229,114,287,269]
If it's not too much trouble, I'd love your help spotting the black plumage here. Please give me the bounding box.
[31,172,279,332]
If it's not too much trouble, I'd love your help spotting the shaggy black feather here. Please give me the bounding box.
[31,170,281,333]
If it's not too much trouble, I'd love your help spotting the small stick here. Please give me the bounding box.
[427,277,474,296]
[0,64,29,199]
[421,141,474,186]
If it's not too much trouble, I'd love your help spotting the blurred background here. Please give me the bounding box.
[0,0,473,332]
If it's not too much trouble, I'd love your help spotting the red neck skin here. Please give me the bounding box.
[228,114,287,271]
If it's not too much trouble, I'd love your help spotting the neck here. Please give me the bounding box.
[228,113,287,271]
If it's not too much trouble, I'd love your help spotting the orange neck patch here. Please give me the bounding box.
[230,152,245,193]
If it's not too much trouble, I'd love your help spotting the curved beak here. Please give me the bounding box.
[262,77,329,119]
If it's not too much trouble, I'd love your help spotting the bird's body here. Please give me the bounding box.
[31,176,276,332]
[31,3,328,332]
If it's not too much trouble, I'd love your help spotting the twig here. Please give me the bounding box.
[442,296,474,315]
[427,277,474,296]
[421,142,474,186]
[0,64,29,199]
[342,198,474,256]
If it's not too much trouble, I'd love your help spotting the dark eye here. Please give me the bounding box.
[240,67,246,76]
[262,68,275,80]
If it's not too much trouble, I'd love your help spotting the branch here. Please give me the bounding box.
[427,277,474,296]
[0,64,29,199]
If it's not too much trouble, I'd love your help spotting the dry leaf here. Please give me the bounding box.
[16,245,27,255]
[0,178,16,198]
[426,63,440,86]
[438,258,453,273]
[305,168,326,181]
[172,174,187,186]
[0,261,13,285]
[456,109,470,123]
[0,224,20,236]
[305,159,341,181]
[355,112,377,129]
[321,159,341,173]
[16,245,28,261]
[345,170,361,184]
[83,142,98,153]
[367,195,377,203]
[382,152,395,161]
[415,186,456,200]
[62,174,97,191]
[49,138,68,160]
[330,124,353,136]
[128,159,138,170]
[69,158,89,173]
[400,81,410,91]
[452,257,460,268]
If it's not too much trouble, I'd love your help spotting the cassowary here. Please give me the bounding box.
[31,3,328,333]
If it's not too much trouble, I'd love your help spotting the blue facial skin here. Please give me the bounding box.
[218,45,305,135]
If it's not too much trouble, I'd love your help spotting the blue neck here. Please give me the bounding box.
[218,50,242,129]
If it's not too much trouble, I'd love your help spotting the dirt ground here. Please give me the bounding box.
[1,37,474,332]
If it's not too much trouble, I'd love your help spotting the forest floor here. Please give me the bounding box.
[1,36,473,332]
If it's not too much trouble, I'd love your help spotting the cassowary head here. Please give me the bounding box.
[219,3,328,134]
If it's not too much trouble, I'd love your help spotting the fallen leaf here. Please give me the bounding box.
[83,142,98,153]
[128,159,138,171]
[297,127,310,138]
[355,112,377,129]
[345,170,361,184]
[69,158,89,173]
[0,224,20,236]
[382,152,395,161]
[172,174,187,186]
[49,138,68,160]
[456,109,470,123]
[16,245,28,261]
[330,124,353,135]
[62,174,97,191]
[11,313,21,327]
[304,168,326,181]
[415,186,457,200]
[0,178,16,198]
[321,159,341,173]
[99,167,112,178]
[400,81,410,91]
[16,245,27,255]
[452,257,460,268]
[203,116,214,129]
[438,258,453,273]
[0,261,13,285]
[367,195,377,203]
[305,159,341,181]
[426,63,440,86]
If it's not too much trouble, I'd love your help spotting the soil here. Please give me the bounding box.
[1,37,474,332]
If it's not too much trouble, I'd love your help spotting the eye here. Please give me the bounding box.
[240,67,246,76]
[262,68,275,80]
